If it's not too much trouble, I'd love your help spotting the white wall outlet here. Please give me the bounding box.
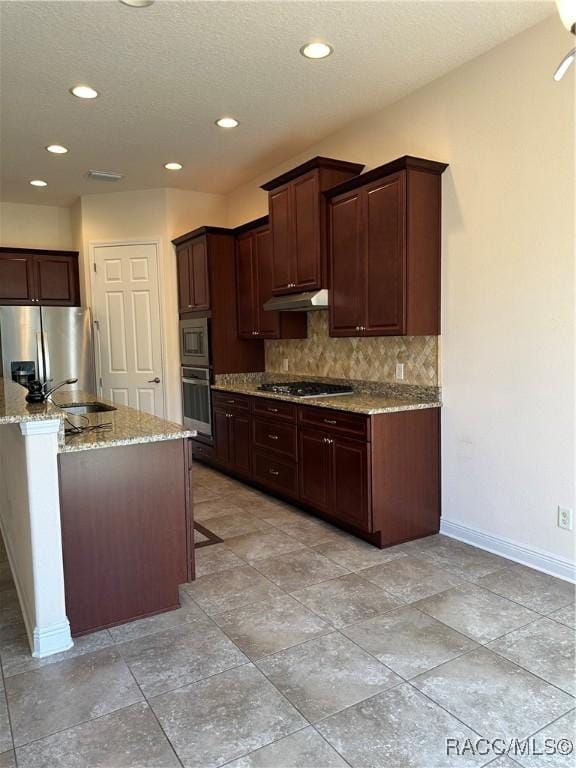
[395,363,405,381]
[557,506,573,531]
[281,358,289,372]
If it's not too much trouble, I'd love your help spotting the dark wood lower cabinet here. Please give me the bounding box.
[200,393,440,549]
[58,439,192,636]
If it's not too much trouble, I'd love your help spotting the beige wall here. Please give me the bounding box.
[0,202,74,250]
[224,17,575,566]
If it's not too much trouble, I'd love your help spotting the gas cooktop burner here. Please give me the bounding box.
[257,381,354,398]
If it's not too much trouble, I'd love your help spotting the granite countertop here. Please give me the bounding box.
[0,377,63,424]
[212,376,441,416]
[0,378,194,452]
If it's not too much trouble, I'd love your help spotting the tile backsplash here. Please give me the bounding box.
[265,311,439,386]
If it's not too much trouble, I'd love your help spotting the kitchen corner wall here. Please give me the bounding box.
[266,312,438,386]
[225,16,575,568]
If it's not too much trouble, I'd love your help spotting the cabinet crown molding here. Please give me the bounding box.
[172,226,232,246]
[324,155,449,199]
[261,156,365,191]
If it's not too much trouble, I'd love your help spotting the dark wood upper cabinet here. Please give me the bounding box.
[173,226,265,375]
[176,243,192,314]
[261,157,364,296]
[234,217,306,340]
[175,236,209,312]
[0,248,80,306]
[327,155,448,337]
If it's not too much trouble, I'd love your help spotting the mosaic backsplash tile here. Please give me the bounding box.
[265,311,439,386]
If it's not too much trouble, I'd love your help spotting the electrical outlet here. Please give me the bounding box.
[395,363,405,381]
[558,507,573,531]
[281,358,289,372]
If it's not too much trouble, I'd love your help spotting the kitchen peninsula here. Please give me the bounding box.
[0,377,194,657]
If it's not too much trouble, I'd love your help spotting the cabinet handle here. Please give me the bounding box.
[269,469,280,476]
[226,413,233,418]
[267,407,279,413]
[323,437,333,445]
[267,434,279,440]
[324,419,337,425]
[226,399,236,404]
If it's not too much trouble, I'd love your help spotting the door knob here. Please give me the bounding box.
[148,377,161,383]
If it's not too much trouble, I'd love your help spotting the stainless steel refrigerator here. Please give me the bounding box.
[0,306,95,395]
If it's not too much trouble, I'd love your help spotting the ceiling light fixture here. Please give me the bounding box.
[215,117,239,129]
[299,42,333,60]
[30,180,48,187]
[164,162,183,170]
[119,0,155,6]
[46,144,69,154]
[70,85,99,99]
[553,0,576,80]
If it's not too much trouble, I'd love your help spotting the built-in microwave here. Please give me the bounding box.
[180,317,210,367]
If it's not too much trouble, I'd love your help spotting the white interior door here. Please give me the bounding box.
[92,242,165,417]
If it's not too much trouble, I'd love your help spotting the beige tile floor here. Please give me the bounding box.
[0,462,574,767]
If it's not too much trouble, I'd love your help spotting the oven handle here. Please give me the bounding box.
[182,378,210,385]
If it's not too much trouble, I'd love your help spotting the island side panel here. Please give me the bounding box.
[371,408,441,546]
[58,439,190,636]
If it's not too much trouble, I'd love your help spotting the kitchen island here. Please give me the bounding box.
[0,378,194,656]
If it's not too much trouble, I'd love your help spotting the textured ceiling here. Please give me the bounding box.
[0,0,553,206]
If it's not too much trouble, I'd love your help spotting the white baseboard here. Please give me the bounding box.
[32,622,73,658]
[440,519,575,583]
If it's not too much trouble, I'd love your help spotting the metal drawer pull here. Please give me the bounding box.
[269,469,280,476]
[268,434,279,440]
[267,407,279,413]
[324,419,337,425]
[226,399,236,404]
[323,437,333,445]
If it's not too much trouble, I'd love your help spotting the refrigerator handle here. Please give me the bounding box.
[36,332,46,382]
[43,331,52,384]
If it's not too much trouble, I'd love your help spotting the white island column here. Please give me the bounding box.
[0,418,72,657]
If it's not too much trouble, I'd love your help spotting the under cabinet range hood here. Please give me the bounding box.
[263,289,328,312]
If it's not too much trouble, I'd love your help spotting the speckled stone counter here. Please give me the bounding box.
[0,378,194,452]
[0,377,62,424]
[212,373,441,415]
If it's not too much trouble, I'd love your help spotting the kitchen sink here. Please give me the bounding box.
[61,402,117,415]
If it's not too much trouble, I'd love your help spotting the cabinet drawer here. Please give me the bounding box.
[253,419,297,460]
[253,452,298,498]
[190,439,215,463]
[253,397,296,423]
[212,391,251,413]
[298,406,369,440]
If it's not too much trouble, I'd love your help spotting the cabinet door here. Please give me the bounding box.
[0,253,34,304]
[254,227,280,338]
[298,427,331,513]
[176,244,192,313]
[213,409,231,466]
[331,436,372,532]
[329,191,364,336]
[236,232,257,338]
[269,184,294,294]
[190,238,210,310]
[34,255,79,306]
[364,173,406,334]
[292,171,321,290]
[230,413,252,475]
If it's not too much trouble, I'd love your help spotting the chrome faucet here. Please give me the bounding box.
[43,378,78,399]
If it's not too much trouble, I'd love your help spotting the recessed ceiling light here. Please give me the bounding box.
[46,144,69,154]
[70,85,99,99]
[300,42,334,60]
[119,0,155,5]
[30,180,48,187]
[164,162,183,170]
[215,117,239,129]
